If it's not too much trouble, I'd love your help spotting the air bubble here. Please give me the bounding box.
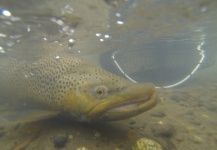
[26,25,31,32]
[69,38,75,43]
[0,33,7,37]
[0,47,5,53]
[115,13,121,17]
[95,33,102,37]
[104,34,110,38]
[117,20,124,25]
[55,55,60,59]
[1,9,12,17]
[201,5,208,13]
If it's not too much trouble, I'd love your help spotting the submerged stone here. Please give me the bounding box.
[53,135,68,148]
[132,137,163,150]
[151,123,176,138]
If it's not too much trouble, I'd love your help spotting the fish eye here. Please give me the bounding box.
[97,89,104,96]
[95,86,107,98]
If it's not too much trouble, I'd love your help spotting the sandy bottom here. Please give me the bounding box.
[0,66,217,150]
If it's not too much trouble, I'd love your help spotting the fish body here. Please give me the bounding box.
[0,55,158,122]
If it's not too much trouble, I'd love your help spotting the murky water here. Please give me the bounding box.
[0,0,217,150]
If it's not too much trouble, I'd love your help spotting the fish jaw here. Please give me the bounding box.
[86,83,158,122]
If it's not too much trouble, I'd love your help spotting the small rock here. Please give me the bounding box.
[100,136,109,143]
[0,126,4,130]
[208,120,217,126]
[77,147,88,150]
[214,136,217,144]
[53,135,68,148]
[132,137,163,150]
[95,142,100,148]
[197,100,205,107]
[206,104,217,111]
[193,135,203,144]
[68,134,73,140]
[142,122,147,128]
[0,131,5,138]
[118,143,124,149]
[94,131,101,138]
[202,114,210,118]
[129,120,136,125]
[192,120,201,126]
[151,123,176,138]
[185,110,194,115]
[104,0,119,7]
[150,111,166,118]
[186,126,196,132]
[126,130,137,140]
[158,121,164,125]
[175,136,184,142]
[170,95,180,102]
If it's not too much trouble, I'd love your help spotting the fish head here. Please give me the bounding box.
[63,66,158,122]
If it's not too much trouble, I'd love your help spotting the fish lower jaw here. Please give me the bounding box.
[108,97,149,111]
[87,91,157,122]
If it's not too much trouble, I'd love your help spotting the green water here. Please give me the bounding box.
[0,0,217,150]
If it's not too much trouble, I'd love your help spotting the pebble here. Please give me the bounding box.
[158,121,164,125]
[175,136,184,142]
[151,123,176,138]
[214,136,217,144]
[0,131,5,138]
[118,143,124,149]
[126,130,137,140]
[206,104,217,111]
[94,131,101,138]
[68,134,73,140]
[192,135,203,144]
[170,95,180,102]
[100,136,109,143]
[208,120,217,126]
[185,110,194,115]
[192,120,201,126]
[0,126,4,130]
[132,137,163,150]
[143,122,147,128]
[129,120,136,125]
[77,147,88,150]
[53,135,68,148]
[150,111,166,118]
[104,0,119,7]
[202,114,210,118]
[186,126,196,132]
[197,100,205,107]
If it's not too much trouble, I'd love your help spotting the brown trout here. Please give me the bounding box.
[0,55,158,123]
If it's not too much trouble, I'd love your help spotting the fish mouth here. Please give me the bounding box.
[107,97,150,112]
[87,83,158,122]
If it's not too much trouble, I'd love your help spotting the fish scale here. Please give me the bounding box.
[0,55,158,122]
[1,55,85,103]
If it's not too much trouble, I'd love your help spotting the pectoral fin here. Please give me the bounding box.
[1,109,60,125]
